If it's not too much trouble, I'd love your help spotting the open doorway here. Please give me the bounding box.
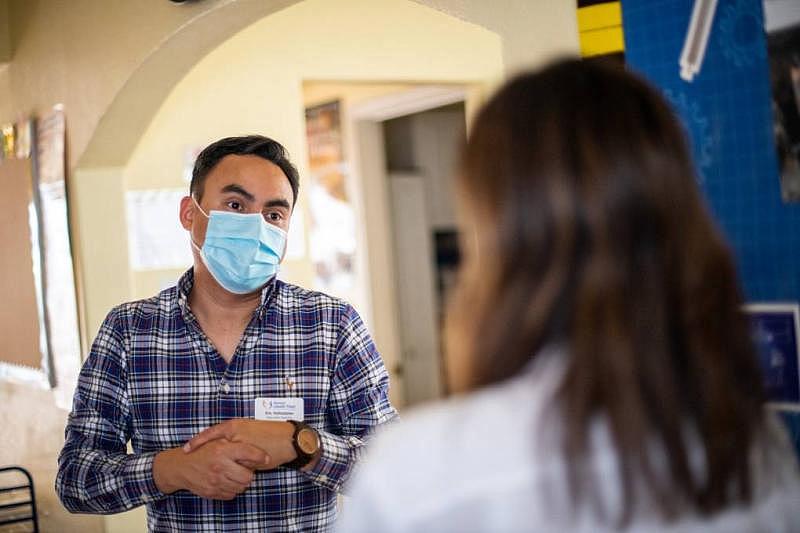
[301,82,470,408]
[319,85,471,408]
[382,104,465,405]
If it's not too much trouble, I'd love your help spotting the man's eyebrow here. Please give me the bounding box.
[265,198,291,210]
[220,183,255,201]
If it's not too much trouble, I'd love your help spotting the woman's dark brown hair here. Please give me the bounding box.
[446,58,765,525]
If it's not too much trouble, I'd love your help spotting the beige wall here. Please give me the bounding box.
[1,0,577,332]
[71,167,132,338]
[411,0,579,75]
[0,1,578,531]
[122,0,503,313]
[120,0,503,427]
[1,0,295,165]
[0,65,10,122]
[0,0,9,63]
[0,0,577,167]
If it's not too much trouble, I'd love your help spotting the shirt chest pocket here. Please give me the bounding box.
[129,387,219,451]
[127,374,220,451]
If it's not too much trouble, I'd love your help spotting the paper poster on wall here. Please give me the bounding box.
[305,101,356,293]
[15,118,33,159]
[35,105,82,404]
[766,3,800,203]
[39,181,81,406]
[126,189,193,271]
[745,303,800,406]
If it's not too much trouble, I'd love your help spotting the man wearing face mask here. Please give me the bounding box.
[56,135,398,531]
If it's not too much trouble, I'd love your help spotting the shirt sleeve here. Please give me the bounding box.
[56,307,166,514]
[301,304,398,493]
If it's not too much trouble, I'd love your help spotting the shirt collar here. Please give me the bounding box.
[177,268,279,321]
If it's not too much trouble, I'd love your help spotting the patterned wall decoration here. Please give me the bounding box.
[623,0,800,302]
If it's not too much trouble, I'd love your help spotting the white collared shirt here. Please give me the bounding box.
[338,349,800,532]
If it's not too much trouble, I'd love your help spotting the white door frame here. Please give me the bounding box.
[349,85,469,408]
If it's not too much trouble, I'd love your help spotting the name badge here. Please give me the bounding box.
[255,397,304,421]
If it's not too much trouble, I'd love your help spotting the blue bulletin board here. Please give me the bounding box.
[622,0,800,303]
[621,0,800,455]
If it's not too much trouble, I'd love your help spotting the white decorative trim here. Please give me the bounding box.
[350,86,466,122]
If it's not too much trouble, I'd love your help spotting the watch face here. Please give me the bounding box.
[297,428,319,455]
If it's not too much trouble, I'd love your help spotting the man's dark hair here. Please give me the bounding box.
[190,135,300,206]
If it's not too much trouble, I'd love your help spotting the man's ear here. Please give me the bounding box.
[179,196,194,231]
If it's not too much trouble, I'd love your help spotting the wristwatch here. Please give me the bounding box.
[283,420,320,469]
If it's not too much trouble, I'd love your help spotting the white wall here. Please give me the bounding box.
[408,106,465,230]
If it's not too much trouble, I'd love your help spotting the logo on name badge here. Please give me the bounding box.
[254,397,304,421]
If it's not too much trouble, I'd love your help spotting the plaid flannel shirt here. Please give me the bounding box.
[56,269,397,532]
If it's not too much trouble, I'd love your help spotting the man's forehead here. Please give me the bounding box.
[211,154,285,176]
[207,157,291,193]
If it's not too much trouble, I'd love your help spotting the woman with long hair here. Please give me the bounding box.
[337,58,800,531]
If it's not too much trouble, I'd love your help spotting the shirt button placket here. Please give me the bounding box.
[218,375,237,421]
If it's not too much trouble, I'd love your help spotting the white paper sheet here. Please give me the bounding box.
[126,189,193,271]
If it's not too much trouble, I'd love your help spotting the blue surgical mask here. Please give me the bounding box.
[191,197,287,294]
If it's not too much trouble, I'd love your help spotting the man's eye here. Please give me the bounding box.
[226,200,243,211]
[266,212,283,222]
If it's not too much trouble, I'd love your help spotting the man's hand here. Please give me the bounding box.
[153,439,267,500]
[183,419,297,470]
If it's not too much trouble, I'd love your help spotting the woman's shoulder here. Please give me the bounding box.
[366,348,567,469]
[343,357,567,531]
[369,351,566,467]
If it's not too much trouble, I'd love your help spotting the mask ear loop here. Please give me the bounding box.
[189,196,209,251]
[192,196,210,219]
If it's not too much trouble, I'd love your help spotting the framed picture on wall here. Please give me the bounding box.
[744,303,800,406]
[765,1,800,203]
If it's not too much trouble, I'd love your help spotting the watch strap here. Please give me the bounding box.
[283,420,318,469]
